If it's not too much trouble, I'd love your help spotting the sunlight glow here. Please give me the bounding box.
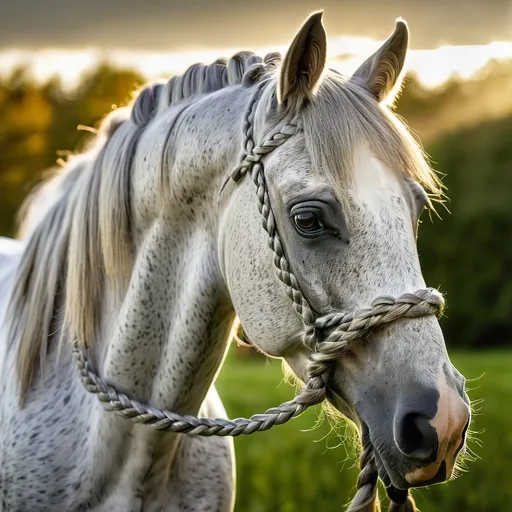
[2,37,512,90]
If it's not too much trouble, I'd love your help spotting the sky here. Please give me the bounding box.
[1,0,512,88]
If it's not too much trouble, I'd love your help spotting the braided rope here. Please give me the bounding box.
[346,428,379,511]
[73,289,442,437]
[250,154,316,329]
[73,80,443,510]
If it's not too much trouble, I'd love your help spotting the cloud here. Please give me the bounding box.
[0,0,510,51]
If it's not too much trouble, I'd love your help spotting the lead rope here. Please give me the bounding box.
[73,82,444,510]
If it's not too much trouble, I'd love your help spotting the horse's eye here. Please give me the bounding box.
[293,212,323,234]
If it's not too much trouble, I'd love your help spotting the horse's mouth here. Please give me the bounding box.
[373,429,469,492]
[324,385,461,492]
[372,443,448,490]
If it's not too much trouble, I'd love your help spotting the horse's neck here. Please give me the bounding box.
[92,90,245,415]
[95,219,234,414]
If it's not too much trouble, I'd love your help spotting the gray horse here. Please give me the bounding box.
[0,12,470,512]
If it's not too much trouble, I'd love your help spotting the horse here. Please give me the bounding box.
[0,11,471,512]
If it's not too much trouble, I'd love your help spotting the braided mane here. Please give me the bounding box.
[130,51,281,127]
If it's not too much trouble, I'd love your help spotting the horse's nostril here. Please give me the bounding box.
[395,412,438,462]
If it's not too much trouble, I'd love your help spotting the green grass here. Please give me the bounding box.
[216,348,512,512]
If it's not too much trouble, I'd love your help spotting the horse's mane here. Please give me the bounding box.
[7,48,441,400]
[8,51,279,398]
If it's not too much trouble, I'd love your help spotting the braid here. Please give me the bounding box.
[131,82,164,126]
[130,51,279,129]
[347,429,380,512]
[346,433,417,512]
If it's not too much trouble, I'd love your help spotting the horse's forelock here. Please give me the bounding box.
[300,71,442,207]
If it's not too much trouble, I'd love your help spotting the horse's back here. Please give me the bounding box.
[0,236,23,277]
[0,236,24,365]
[0,236,23,320]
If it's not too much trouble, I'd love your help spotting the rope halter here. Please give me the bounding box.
[73,80,445,510]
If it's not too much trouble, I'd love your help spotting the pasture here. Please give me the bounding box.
[217,348,511,512]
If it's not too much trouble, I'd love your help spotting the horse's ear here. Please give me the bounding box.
[278,11,327,105]
[352,19,409,103]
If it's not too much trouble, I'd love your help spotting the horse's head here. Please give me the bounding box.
[220,13,470,492]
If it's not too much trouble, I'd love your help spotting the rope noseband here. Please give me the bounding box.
[73,82,444,510]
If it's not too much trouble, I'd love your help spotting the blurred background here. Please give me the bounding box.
[1,1,511,510]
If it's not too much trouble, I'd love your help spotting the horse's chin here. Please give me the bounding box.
[371,445,412,490]
[371,434,455,491]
